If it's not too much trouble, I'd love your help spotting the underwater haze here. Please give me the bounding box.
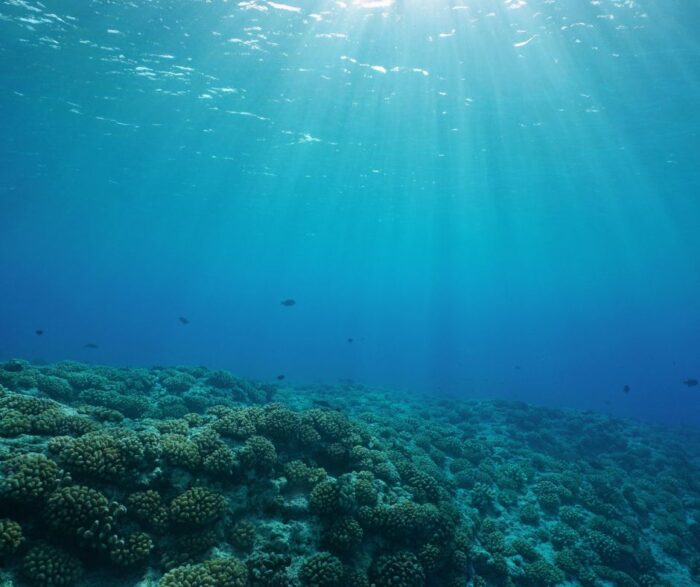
[1,0,700,426]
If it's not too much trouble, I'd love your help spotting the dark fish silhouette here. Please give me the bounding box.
[35,329,43,336]
[347,337,353,343]
[514,365,521,370]
[280,299,296,306]
[684,378,698,387]
[179,316,190,325]
[276,374,285,380]
[83,343,98,349]
[623,385,630,394]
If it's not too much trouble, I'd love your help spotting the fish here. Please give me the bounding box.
[347,337,353,343]
[623,385,630,393]
[179,316,190,325]
[35,329,44,336]
[280,299,296,306]
[684,378,698,387]
[276,374,285,381]
[83,343,98,349]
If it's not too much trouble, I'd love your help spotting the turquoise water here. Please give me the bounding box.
[2,4,700,583]
[1,0,700,424]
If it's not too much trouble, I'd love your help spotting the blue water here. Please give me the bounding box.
[1,0,699,425]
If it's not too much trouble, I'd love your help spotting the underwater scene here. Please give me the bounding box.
[1,0,700,586]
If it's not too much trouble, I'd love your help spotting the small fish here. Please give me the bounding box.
[514,365,521,370]
[179,316,190,325]
[684,378,698,387]
[83,343,98,349]
[347,337,353,343]
[280,299,296,306]
[276,374,285,381]
[623,385,630,394]
[35,329,44,336]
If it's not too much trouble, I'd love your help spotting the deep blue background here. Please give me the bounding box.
[1,0,699,425]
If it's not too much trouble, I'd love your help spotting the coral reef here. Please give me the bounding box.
[298,552,344,586]
[0,518,24,556]
[0,359,699,586]
[169,487,227,526]
[20,543,83,587]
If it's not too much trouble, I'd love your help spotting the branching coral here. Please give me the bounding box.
[227,520,257,551]
[128,490,169,532]
[587,529,621,564]
[323,516,363,553]
[109,531,153,566]
[370,551,426,587]
[298,552,344,587]
[48,429,157,481]
[0,518,24,556]
[523,559,565,586]
[309,480,341,516]
[0,407,31,436]
[169,487,227,526]
[239,435,277,473]
[161,433,202,470]
[21,543,84,587]
[160,558,247,587]
[36,374,73,400]
[212,408,257,440]
[160,372,197,394]
[284,460,327,488]
[1,453,66,501]
[46,485,125,550]
[246,551,291,586]
[258,404,301,441]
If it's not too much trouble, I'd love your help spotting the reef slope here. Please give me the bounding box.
[0,360,699,586]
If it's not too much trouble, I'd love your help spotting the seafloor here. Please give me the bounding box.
[0,360,699,587]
